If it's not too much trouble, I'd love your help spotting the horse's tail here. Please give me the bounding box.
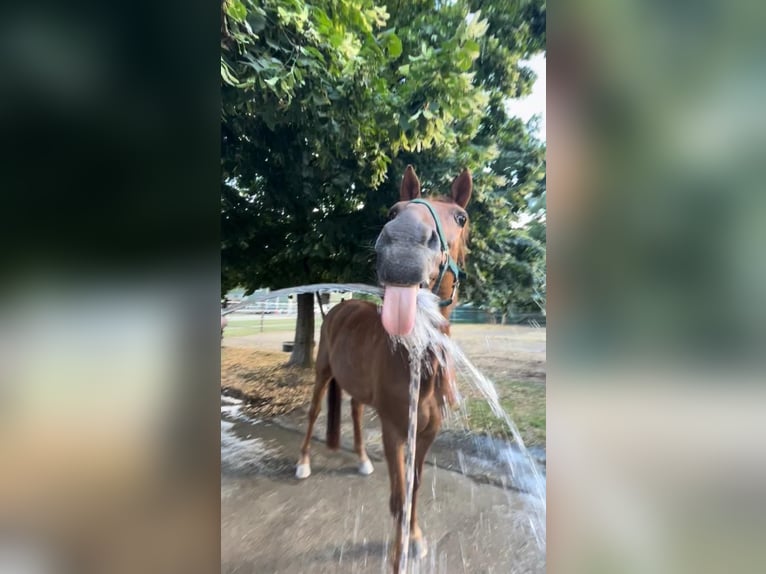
[326,378,341,450]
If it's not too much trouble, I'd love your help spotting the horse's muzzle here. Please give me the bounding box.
[375,214,440,287]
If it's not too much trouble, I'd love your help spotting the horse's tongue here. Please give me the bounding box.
[381,285,418,336]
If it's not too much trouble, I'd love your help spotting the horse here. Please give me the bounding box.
[295,165,472,568]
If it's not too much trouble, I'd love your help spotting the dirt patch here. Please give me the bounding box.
[450,324,546,383]
[221,348,314,417]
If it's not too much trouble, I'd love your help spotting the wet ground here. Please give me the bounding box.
[222,398,545,574]
[269,396,546,494]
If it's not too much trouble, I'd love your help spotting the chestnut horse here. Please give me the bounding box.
[295,165,471,567]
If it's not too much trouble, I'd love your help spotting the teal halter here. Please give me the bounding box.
[409,199,467,307]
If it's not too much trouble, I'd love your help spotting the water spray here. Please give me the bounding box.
[221,283,384,315]
[397,351,421,574]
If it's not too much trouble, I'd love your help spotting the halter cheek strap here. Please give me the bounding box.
[408,199,467,307]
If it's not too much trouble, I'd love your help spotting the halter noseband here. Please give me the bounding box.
[408,199,467,307]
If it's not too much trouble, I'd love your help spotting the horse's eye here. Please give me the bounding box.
[455,213,467,227]
[388,208,399,221]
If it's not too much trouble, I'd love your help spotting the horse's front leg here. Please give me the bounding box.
[295,371,331,479]
[351,398,374,475]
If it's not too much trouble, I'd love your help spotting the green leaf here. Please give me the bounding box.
[227,0,247,23]
[398,64,410,75]
[456,56,472,72]
[221,60,239,86]
[247,8,267,33]
[464,39,481,59]
[387,33,402,59]
[264,76,280,87]
[313,8,332,35]
[303,46,326,63]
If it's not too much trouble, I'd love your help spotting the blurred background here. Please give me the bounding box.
[0,2,220,573]
[548,0,766,573]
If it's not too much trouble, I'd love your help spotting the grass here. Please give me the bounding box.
[461,379,546,447]
[223,318,319,336]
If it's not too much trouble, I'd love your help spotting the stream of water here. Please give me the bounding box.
[396,289,546,555]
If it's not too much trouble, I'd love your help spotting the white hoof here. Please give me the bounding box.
[358,459,374,476]
[295,463,311,479]
[412,537,428,559]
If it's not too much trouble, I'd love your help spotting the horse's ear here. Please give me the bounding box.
[400,165,421,201]
[451,168,472,208]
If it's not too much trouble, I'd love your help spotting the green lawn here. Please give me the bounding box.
[462,379,546,447]
[223,318,317,336]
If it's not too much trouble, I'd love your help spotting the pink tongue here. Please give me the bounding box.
[381,285,418,336]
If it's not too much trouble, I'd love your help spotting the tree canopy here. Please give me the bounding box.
[221,0,546,325]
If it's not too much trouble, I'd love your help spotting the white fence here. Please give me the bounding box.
[227,299,297,316]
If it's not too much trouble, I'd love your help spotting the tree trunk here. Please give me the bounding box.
[288,293,315,368]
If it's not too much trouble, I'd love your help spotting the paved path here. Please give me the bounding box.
[221,401,545,574]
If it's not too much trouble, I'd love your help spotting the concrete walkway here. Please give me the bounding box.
[221,400,545,574]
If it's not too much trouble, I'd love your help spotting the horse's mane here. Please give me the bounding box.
[428,195,470,265]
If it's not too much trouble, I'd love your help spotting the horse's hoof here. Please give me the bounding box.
[411,537,428,559]
[295,463,311,479]
[358,459,374,476]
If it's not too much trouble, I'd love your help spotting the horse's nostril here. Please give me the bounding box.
[427,230,439,250]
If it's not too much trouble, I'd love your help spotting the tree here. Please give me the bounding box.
[462,118,547,320]
[221,0,547,366]
[222,0,398,366]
